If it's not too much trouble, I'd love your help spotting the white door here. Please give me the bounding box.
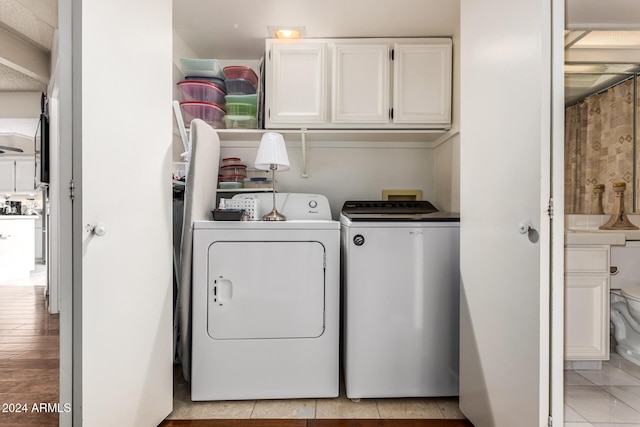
[332,43,390,123]
[68,0,174,425]
[265,40,328,127]
[459,0,564,426]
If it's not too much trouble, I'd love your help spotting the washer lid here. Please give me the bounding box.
[622,286,640,301]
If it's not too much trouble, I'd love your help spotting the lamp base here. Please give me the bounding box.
[262,208,286,221]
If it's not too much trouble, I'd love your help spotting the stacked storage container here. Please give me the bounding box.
[178,58,227,128]
[218,157,247,189]
[217,157,272,189]
[222,66,259,129]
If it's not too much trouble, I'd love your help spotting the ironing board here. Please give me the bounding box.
[178,118,220,381]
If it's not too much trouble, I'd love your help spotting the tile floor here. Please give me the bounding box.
[17,264,640,425]
[167,365,466,420]
[565,345,640,427]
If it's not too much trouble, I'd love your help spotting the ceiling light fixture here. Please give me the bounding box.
[267,26,305,39]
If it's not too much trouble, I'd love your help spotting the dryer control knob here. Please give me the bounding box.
[309,200,318,209]
[353,234,365,246]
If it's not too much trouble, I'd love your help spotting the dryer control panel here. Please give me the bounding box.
[231,193,332,220]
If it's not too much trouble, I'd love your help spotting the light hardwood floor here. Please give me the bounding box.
[0,267,59,427]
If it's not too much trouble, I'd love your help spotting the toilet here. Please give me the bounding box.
[610,240,640,365]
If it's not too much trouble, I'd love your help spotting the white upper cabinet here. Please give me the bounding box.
[332,43,390,124]
[15,159,36,192]
[265,40,328,127]
[0,157,37,193]
[393,42,452,125]
[265,38,452,130]
[0,159,15,193]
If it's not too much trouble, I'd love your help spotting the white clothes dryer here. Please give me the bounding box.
[191,193,340,401]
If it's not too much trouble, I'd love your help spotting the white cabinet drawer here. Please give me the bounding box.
[565,246,609,273]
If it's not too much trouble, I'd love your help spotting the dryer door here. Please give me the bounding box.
[207,240,325,339]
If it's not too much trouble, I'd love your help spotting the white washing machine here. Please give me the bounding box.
[340,200,460,399]
[191,193,340,401]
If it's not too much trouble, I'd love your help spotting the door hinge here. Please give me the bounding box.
[389,108,394,120]
[390,48,394,61]
[548,415,553,427]
[69,179,75,201]
[547,198,554,219]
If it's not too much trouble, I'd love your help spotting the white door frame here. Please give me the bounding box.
[550,0,565,425]
[57,0,74,424]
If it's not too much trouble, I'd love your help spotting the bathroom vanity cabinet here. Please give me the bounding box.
[564,245,610,361]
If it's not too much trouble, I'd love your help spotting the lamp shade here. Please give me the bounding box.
[254,132,290,171]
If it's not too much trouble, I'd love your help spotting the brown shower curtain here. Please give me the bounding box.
[564,77,636,214]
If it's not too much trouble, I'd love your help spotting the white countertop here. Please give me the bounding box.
[565,228,640,245]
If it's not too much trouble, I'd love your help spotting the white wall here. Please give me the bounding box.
[434,134,460,213]
[219,141,436,219]
[433,21,460,213]
[0,92,41,117]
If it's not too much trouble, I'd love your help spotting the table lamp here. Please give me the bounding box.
[254,132,290,221]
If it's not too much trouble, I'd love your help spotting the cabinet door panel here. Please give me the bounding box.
[266,42,327,127]
[393,43,452,124]
[332,44,389,123]
[0,160,15,193]
[15,159,36,192]
[565,274,609,360]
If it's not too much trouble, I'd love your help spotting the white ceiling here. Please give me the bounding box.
[173,0,460,60]
[0,0,56,93]
[1,1,640,94]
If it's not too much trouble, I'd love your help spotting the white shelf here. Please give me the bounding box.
[217,188,272,193]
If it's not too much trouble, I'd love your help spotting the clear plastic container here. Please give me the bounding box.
[219,174,246,182]
[219,181,244,189]
[177,81,226,104]
[223,66,259,87]
[223,115,257,129]
[220,164,247,176]
[245,168,270,179]
[221,157,242,166]
[185,76,226,93]
[180,102,226,128]
[243,178,273,188]
[225,103,257,117]
[225,78,257,95]
[180,58,226,80]
[224,94,257,107]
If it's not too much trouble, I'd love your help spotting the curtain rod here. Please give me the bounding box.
[566,74,637,108]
